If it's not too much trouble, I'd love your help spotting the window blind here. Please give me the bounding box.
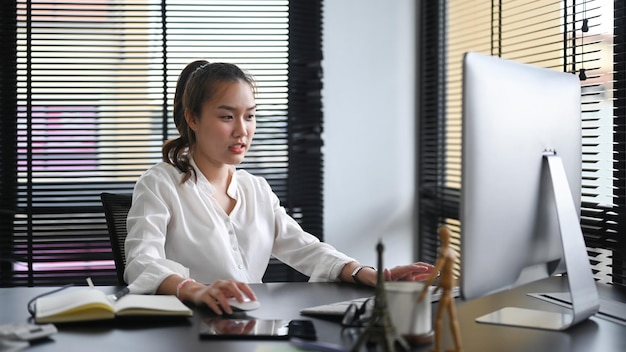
[0,0,324,286]
[0,1,19,286]
[418,0,625,286]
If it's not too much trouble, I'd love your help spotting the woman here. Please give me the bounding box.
[124,60,434,315]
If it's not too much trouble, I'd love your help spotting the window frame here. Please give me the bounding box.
[0,0,323,286]
[418,0,626,286]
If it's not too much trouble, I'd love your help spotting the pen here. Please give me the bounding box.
[112,287,130,301]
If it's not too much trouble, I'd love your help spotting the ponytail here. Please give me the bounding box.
[162,60,208,183]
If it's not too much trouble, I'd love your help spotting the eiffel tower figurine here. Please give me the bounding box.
[350,241,408,352]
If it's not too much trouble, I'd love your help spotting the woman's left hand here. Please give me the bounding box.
[384,262,436,282]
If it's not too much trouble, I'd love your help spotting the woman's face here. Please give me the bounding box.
[187,80,256,168]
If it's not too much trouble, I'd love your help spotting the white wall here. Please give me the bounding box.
[322,0,418,268]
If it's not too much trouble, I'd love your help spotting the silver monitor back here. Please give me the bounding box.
[460,52,598,330]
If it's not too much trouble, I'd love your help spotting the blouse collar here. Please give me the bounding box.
[189,157,238,198]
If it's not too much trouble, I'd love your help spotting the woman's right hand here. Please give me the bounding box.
[178,278,257,315]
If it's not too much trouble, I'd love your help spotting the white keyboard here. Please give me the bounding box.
[300,285,460,317]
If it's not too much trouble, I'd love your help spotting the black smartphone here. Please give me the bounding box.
[199,318,290,340]
[288,319,317,340]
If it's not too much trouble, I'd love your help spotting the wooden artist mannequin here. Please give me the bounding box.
[419,226,462,352]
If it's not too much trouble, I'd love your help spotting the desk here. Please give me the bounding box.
[1,277,625,352]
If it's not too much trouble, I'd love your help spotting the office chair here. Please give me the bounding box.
[100,192,132,285]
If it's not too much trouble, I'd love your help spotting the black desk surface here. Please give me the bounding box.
[1,277,625,352]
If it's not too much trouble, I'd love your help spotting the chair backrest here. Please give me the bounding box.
[100,192,132,285]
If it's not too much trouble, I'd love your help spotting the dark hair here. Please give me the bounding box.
[162,61,255,183]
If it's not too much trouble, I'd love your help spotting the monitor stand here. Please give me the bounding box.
[475,152,600,330]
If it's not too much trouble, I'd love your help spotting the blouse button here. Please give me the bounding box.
[238,264,243,269]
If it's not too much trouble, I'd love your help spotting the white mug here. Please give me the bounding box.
[384,281,432,338]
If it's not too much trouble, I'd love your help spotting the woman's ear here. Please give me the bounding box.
[185,108,198,131]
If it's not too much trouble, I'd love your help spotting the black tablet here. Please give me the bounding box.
[199,318,290,340]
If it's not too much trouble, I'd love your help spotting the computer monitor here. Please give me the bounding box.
[459,52,600,330]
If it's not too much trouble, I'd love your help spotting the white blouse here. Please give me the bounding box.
[124,159,355,294]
